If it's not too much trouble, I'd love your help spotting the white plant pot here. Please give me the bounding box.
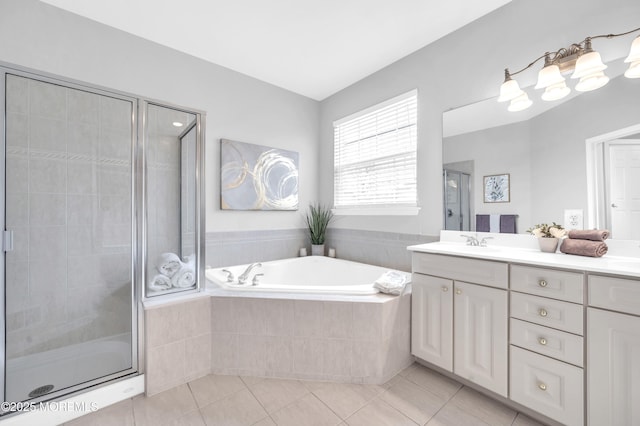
[311,244,325,256]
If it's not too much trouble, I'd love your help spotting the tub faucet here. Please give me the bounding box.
[238,262,262,284]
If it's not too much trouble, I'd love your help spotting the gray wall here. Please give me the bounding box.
[0,0,320,236]
[318,0,640,237]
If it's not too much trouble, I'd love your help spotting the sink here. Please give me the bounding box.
[437,243,501,253]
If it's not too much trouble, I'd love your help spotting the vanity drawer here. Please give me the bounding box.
[588,274,640,316]
[412,253,507,289]
[510,346,583,426]
[510,318,583,367]
[511,265,583,303]
[511,292,583,335]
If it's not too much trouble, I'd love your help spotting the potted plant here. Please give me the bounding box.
[527,222,566,252]
[305,203,334,255]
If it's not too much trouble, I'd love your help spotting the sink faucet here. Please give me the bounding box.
[480,237,493,247]
[461,234,480,246]
[238,262,262,284]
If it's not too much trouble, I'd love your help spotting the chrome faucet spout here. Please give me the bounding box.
[238,262,262,284]
[461,234,480,246]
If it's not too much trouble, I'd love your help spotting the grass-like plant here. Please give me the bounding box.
[306,203,334,245]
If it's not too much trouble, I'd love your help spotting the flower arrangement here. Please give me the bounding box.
[527,222,566,239]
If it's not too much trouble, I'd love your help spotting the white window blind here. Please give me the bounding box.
[333,90,418,214]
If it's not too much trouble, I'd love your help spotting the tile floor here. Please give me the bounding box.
[65,363,545,426]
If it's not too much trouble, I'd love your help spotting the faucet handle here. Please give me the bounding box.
[480,237,494,247]
[460,234,477,245]
[252,273,264,286]
[221,269,235,282]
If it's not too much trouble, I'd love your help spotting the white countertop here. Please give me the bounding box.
[408,231,640,278]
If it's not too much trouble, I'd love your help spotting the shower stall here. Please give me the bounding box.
[443,169,471,231]
[0,65,204,410]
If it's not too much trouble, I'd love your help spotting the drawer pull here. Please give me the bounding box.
[538,382,547,391]
[539,308,548,317]
[455,289,462,295]
[442,286,449,292]
[538,279,548,287]
[538,337,547,346]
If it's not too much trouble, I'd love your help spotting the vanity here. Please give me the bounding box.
[408,232,640,426]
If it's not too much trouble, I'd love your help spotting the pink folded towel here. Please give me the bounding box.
[560,239,608,257]
[567,229,610,241]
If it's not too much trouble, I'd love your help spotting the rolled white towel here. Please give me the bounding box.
[157,252,182,277]
[373,271,408,295]
[148,274,172,292]
[171,266,196,288]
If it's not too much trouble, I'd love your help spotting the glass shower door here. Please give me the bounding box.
[3,73,136,403]
[443,169,471,231]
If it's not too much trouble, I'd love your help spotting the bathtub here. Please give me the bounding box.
[205,256,410,295]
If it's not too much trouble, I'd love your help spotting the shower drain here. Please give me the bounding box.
[28,384,54,398]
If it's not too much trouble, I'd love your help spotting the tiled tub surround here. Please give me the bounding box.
[205,228,437,271]
[209,291,412,384]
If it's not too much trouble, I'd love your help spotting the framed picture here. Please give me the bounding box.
[220,139,299,210]
[483,173,510,203]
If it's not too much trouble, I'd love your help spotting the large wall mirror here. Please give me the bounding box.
[443,59,640,240]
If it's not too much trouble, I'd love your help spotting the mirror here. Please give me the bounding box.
[443,60,640,239]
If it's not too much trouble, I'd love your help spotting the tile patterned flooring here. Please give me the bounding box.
[65,363,545,426]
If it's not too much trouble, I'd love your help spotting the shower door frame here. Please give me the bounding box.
[0,62,140,407]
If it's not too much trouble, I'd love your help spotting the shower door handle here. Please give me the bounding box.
[3,230,14,252]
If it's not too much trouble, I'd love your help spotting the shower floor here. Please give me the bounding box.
[5,333,132,403]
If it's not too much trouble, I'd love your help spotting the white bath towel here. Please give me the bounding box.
[156,252,182,277]
[489,214,500,233]
[373,271,408,295]
[149,274,172,292]
[171,266,196,288]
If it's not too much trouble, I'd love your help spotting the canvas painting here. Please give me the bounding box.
[220,139,299,210]
[483,173,510,203]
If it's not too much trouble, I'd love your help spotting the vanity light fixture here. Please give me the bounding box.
[498,27,640,111]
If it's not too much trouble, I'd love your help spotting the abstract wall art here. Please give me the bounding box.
[483,173,510,203]
[220,139,299,210]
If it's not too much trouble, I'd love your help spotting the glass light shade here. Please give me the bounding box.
[535,64,565,89]
[575,71,609,92]
[507,92,532,112]
[571,51,607,79]
[497,78,523,102]
[624,36,640,63]
[625,60,640,78]
[541,81,570,101]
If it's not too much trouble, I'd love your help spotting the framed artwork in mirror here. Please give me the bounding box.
[483,173,510,203]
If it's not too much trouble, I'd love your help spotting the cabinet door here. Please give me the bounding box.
[588,308,640,426]
[411,274,453,371]
[454,281,508,397]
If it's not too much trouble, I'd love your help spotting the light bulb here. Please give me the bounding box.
[541,81,570,101]
[575,71,609,92]
[507,92,532,112]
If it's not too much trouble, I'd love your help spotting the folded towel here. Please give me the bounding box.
[373,271,407,295]
[157,253,182,277]
[149,274,172,292]
[560,239,608,258]
[171,266,196,288]
[500,215,517,233]
[476,215,490,232]
[567,229,610,241]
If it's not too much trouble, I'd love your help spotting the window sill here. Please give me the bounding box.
[332,207,420,216]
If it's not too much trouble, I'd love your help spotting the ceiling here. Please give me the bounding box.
[40,0,511,101]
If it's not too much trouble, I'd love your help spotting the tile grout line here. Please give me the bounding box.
[421,383,465,425]
[184,382,208,426]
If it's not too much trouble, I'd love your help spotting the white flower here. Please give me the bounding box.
[549,227,566,239]
[531,228,544,238]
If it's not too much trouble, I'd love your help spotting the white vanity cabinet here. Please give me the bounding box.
[411,253,508,397]
[587,275,640,426]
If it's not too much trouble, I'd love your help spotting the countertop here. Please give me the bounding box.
[408,239,640,278]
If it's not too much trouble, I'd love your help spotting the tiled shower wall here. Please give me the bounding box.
[4,75,132,358]
[205,228,437,271]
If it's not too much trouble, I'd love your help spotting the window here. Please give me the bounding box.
[333,90,418,215]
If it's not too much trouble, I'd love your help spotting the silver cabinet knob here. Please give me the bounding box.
[538,337,547,346]
[538,382,547,391]
[442,286,449,292]
[455,289,462,295]
[538,279,548,287]
[539,308,548,317]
